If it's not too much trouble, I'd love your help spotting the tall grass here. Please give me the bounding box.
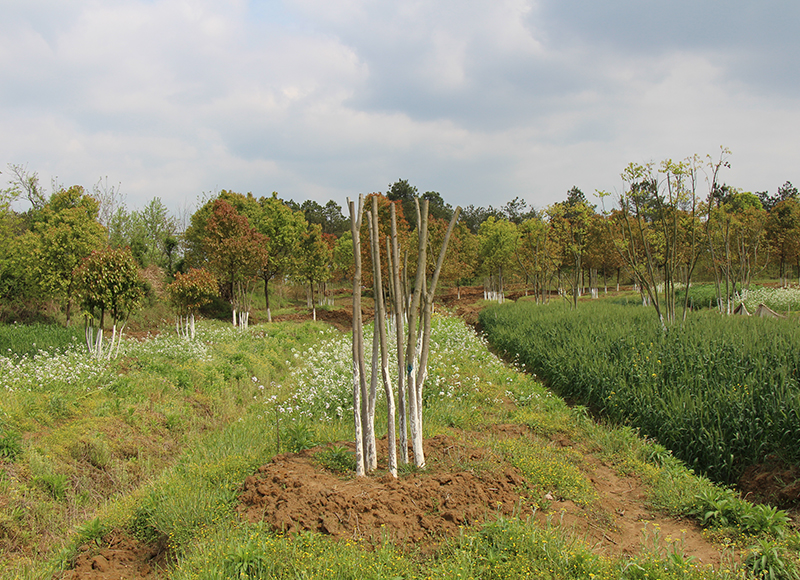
[0,323,79,357]
[480,300,800,484]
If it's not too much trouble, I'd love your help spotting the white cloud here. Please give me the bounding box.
[0,0,798,217]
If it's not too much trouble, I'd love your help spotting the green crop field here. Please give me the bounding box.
[480,299,800,485]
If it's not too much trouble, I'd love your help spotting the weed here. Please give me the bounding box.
[0,429,23,460]
[745,538,800,580]
[283,423,316,453]
[315,445,355,474]
[741,503,791,538]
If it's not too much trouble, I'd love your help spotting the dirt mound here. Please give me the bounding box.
[62,433,731,579]
[237,433,727,567]
[60,531,168,580]
[237,436,527,546]
[740,457,800,509]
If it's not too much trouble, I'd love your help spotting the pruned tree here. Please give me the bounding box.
[75,247,144,359]
[348,195,460,474]
[166,268,219,339]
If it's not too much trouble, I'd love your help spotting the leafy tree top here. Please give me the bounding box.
[166,268,218,315]
[75,247,145,324]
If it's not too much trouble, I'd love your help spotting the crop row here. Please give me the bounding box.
[479,301,800,484]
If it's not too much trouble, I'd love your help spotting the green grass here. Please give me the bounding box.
[3,310,798,579]
[0,322,79,357]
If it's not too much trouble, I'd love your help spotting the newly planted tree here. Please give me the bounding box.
[203,199,268,328]
[75,247,144,359]
[349,194,459,473]
[34,186,106,324]
[166,268,219,339]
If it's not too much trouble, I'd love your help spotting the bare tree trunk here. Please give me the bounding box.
[389,203,409,464]
[405,200,428,467]
[415,206,461,429]
[348,196,367,477]
[368,197,397,477]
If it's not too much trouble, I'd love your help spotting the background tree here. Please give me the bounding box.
[184,190,261,268]
[289,199,348,236]
[166,268,218,339]
[202,199,267,327]
[75,247,144,359]
[4,163,47,213]
[477,216,518,301]
[766,197,800,286]
[548,193,593,308]
[257,193,307,322]
[387,179,419,230]
[757,181,797,212]
[516,214,554,303]
[438,222,477,298]
[33,186,106,324]
[421,191,454,222]
[295,222,332,321]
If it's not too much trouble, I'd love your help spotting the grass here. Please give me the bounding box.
[1,305,798,579]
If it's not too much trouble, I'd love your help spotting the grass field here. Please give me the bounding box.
[1,305,798,579]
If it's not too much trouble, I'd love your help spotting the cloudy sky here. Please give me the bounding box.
[2,0,798,216]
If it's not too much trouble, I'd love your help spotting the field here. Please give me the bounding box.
[479,299,800,486]
[0,291,799,579]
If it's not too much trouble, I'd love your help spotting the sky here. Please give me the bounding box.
[2,0,799,217]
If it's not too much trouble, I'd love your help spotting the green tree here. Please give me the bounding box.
[548,195,593,309]
[477,216,518,301]
[295,222,332,321]
[293,199,348,236]
[203,199,267,328]
[34,186,106,324]
[75,247,144,358]
[517,213,557,303]
[166,267,218,339]
[387,179,419,230]
[137,197,178,269]
[766,197,800,286]
[257,193,307,322]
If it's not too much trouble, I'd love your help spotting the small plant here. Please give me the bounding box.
[745,538,800,580]
[0,430,22,460]
[75,517,108,545]
[283,423,316,453]
[225,537,267,577]
[693,488,738,528]
[315,445,355,474]
[741,503,791,538]
[36,472,69,500]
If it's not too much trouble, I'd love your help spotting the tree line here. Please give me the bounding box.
[1,149,799,330]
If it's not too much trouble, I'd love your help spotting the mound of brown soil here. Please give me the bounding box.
[62,433,730,579]
[237,435,527,546]
[237,433,727,567]
[740,457,800,508]
[60,531,168,580]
